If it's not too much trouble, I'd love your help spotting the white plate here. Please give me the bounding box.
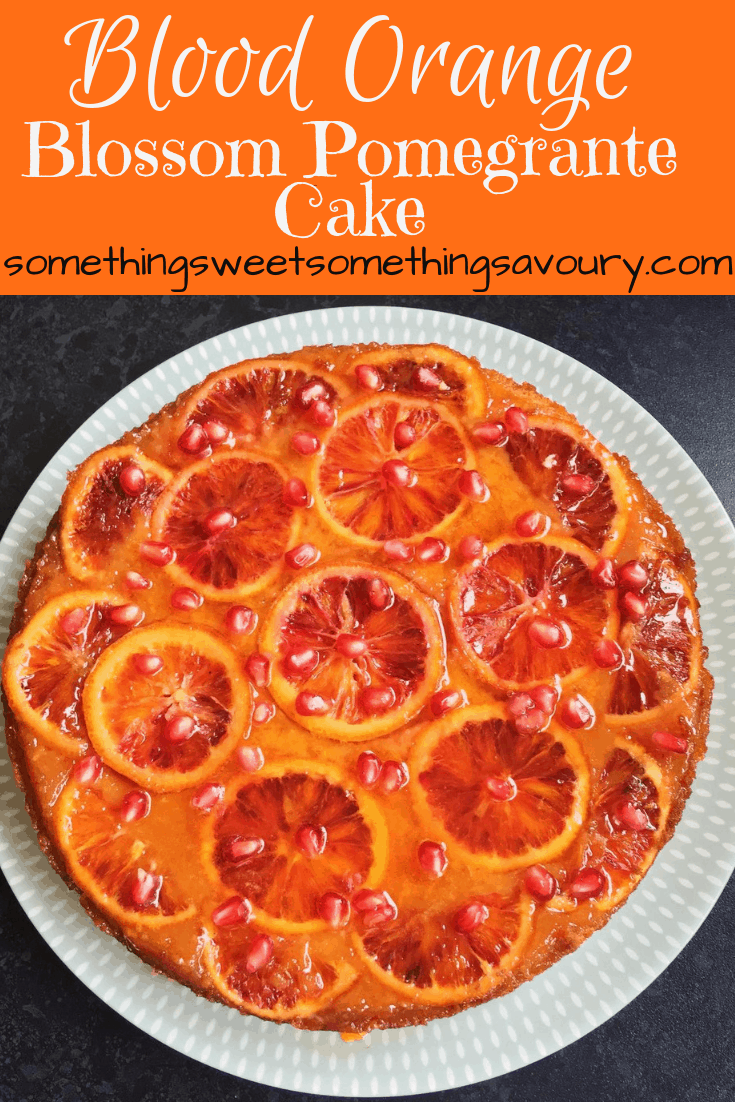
[1,306,733,1096]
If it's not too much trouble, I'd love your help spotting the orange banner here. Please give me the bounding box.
[2,1,733,293]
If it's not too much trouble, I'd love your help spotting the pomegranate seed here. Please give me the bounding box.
[352,889,397,927]
[525,864,557,901]
[355,363,382,390]
[430,688,465,717]
[618,560,649,590]
[212,896,252,927]
[458,534,485,561]
[505,406,529,434]
[107,604,144,626]
[225,606,256,635]
[379,759,408,793]
[458,469,489,502]
[472,421,507,446]
[309,399,336,427]
[165,715,195,743]
[413,365,443,391]
[515,510,550,538]
[132,869,161,907]
[245,653,270,687]
[140,540,175,566]
[394,421,416,449]
[591,558,617,588]
[253,701,275,725]
[652,730,688,754]
[318,891,351,927]
[170,587,203,611]
[295,824,327,858]
[296,380,329,407]
[192,782,224,810]
[569,868,606,900]
[291,431,320,456]
[59,607,88,636]
[119,790,151,823]
[178,423,208,454]
[530,684,558,714]
[613,801,651,832]
[132,653,163,676]
[455,900,489,934]
[527,619,564,648]
[561,474,595,496]
[245,934,274,973]
[203,507,236,535]
[73,753,102,785]
[383,538,413,562]
[361,686,396,716]
[238,745,264,772]
[515,708,547,734]
[560,695,594,729]
[335,633,368,658]
[356,751,381,788]
[508,691,535,718]
[285,543,320,570]
[592,638,624,669]
[295,691,331,716]
[125,570,151,591]
[382,458,415,488]
[119,464,146,496]
[416,537,449,563]
[283,646,319,679]
[227,836,265,861]
[283,477,312,508]
[367,577,393,610]
[418,840,447,877]
[621,591,648,622]
[201,418,229,443]
[486,776,516,801]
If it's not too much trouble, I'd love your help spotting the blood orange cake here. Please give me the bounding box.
[1,342,712,1033]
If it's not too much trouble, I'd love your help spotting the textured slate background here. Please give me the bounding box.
[0,296,733,1102]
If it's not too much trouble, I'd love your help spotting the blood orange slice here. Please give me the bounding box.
[505,416,629,554]
[61,446,171,582]
[55,768,195,927]
[347,344,488,419]
[550,739,669,912]
[411,704,590,871]
[261,565,444,740]
[203,925,356,1021]
[83,624,250,791]
[3,591,142,755]
[178,359,345,449]
[201,762,388,932]
[354,892,533,1005]
[608,558,702,721]
[151,451,299,601]
[449,537,613,690]
[314,397,473,546]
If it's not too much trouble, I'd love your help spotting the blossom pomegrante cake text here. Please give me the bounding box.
[1,343,712,1033]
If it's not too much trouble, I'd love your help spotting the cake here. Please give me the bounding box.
[1,342,711,1033]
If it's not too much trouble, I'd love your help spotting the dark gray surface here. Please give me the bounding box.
[0,296,733,1102]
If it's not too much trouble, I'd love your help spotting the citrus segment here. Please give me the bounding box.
[261,566,444,740]
[505,416,629,554]
[61,446,171,581]
[347,344,488,419]
[315,398,471,545]
[152,451,299,600]
[411,705,589,871]
[203,925,356,1021]
[354,893,533,1004]
[2,591,141,755]
[449,537,612,689]
[202,762,388,931]
[83,624,250,790]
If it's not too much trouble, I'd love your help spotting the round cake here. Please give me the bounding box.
[1,342,712,1034]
